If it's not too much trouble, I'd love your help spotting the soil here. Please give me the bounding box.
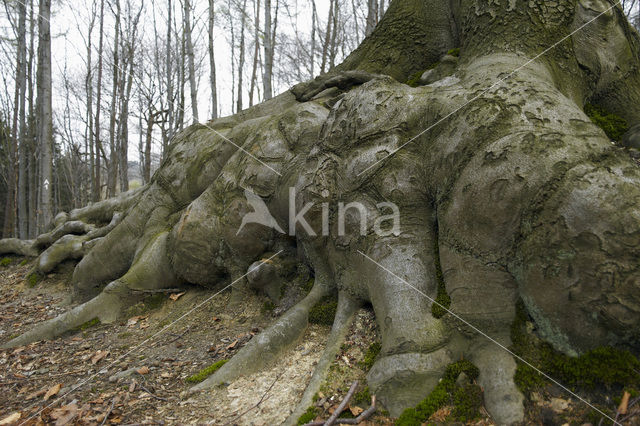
[0,256,637,425]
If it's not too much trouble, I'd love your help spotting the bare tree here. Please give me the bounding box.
[35,0,53,232]
[184,0,198,123]
[208,0,218,118]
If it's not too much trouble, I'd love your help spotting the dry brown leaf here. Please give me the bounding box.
[136,366,150,375]
[226,339,238,350]
[129,380,137,392]
[349,405,364,416]
[619,391,631,415]
[51,404,78,426]
[43,383,62,401]
[26,388,47,400]
[260,258,274,264]
[126,315,147,327]
[0,412,21,425]
[91,350,109,364]
[169,292,185,301]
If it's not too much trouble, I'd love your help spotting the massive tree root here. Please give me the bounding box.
[3,0,640,424]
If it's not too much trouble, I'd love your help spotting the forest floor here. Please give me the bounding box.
[0,256,634,425]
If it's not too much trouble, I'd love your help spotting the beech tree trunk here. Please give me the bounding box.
[3,1,640,425]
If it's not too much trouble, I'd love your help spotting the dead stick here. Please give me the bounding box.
[100,397,116,426]
[138,382,168,401]
[325,381,359,426]
[338,395,377,424]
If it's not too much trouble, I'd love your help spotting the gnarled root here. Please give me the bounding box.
[284,292,361,425]
[0,238,38,257]
[189,276,333,393]
[1,231,178,348]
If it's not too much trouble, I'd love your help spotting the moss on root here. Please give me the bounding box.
[296,406,319,425]
[447,47,460,57]
[396,359,481,425]
[185,359,228,383]
[358,342,381,371]
[584,103,629,142]
[511,300,640,395]
[26,272,42,287]
[308,296,338,325]
[76,317,100,331]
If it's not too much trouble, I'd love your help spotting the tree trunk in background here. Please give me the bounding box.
[310,0,316,78]
[248,0,260,107]
[320,0,333,74]
[208,0,218,118]
[328,0,338,69]
[94,0,105,201]
[236,0,247,112]
[165,0,174,152]
[184,0,199,123]
[16,0,28,239]
[36,0,53,232]
[27,0,37,237]
[107,0,121,197]
[263,0,273,100]
[366,0,378,35]
[85,1,96,207]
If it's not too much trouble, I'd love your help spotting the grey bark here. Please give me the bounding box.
[16,0,28,239]
[36,0,53,233]
[262,0,273,99]
[184,0,199,123]
[208,0,218,118]
[94,0,105,201]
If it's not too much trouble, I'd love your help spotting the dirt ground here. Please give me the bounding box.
[0,256,635,425]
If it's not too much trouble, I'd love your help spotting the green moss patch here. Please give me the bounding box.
[296,406,319,425]
[447,47,460,57]
[0,257,11,267]
[308,296,338,326]
[358,342,381,372]
[405,62,439,87]
[185,359,228,383]
[396,359,481,425]
[26,272,42,287]
[511,300,640,396]
[77,317,100,331]
[584,103,628,142]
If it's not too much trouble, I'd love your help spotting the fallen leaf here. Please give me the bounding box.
[126,315,147,327]
[619,391,631,415]
[169,292,185,301]
[43,383,62,401]
[213,316,221,322]
[0,412,21,425]
[136,366,150,375]
[129,380,136,392]
[226,339,238,350]
[26,388,47,400]
[349,405,364,416]
[91,350,110,364]
[50,404,78,426]
[260,258,274,264]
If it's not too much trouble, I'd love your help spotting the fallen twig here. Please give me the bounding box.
[137,381,168,401]
[131,288,182,294]
[168,326,190,343]
[100,397,116,426]
[325,381,358,426]
[338,395,377,424]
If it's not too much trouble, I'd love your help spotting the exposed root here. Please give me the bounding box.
[290,70,380,102]
[189,278,333,393]
[1,231,179,348]
[0,238,38,257]
[68,187,144,223]
[34,220,96,249]
[284,292,361,425]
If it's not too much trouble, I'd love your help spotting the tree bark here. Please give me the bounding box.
[208,0,218,118]
[16,0,28,239]
[262,0,273,100]
[184,0,199,123]
[36,0,53,233]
